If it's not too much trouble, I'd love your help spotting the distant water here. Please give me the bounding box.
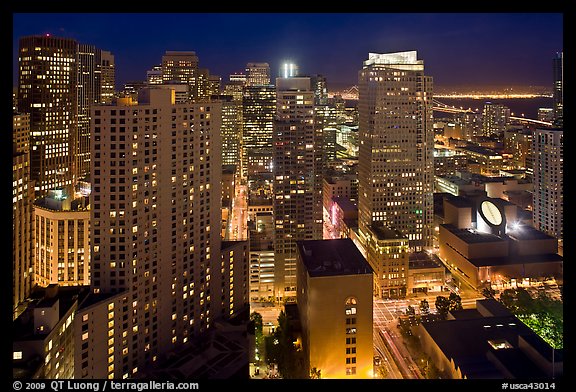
[434,97,553,120]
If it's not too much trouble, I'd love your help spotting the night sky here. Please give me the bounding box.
[13,13,563,90]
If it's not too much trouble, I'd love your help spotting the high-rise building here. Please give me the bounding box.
[221,241,250,318]
[245,63,270,86]
[76,45,115,179]
[223,77,245,178]
[537,107,554,123]
[224,74,246,102]
[357,51,434,251]
[33,188,90,287]
[229,72,247,86]
[212,95,241,167]
[482,102,510,136]
[296,239,373,379]
[504,128,533,169]
[207,74,221,95]
[98,50,115,105]
[552,52,563,125]
[146,65,163,85]
[18,35,77,196]
[18,36,114,193]
[310,74,328,106]
[532,128,563,240]
[242,85,276,176]
[161,51,199,100]
[273,77,323,299]
[74,88,229,378]
[13,113,34,317]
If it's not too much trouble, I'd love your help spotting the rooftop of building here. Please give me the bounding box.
[143,320,249,380]
[506,225,556,241]
[433,148,467,158]
[369,225,407,241]
[76,290,127,312]
[324,175,354,184]
[13,285,89,342]
[441,224,506,244]
[408,251,444,270]
[437,172,516,186]
[457,145,502,156]
[476,298,515,317]
[421,299,562,379]
[500,168,527,175]
[296,238,373,278]
[443,194,473,208]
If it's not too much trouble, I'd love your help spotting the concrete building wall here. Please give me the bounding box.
[305,274,373,379]
[33,206,90,287]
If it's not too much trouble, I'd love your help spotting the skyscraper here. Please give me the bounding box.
[358,51,434,251]
[18,36,115,192]
[75,88,226,378]
[213,94,242,167]
[482,102,510,136]
[273,76,322,299]
[18,35,77,196]
[98,50,115,105]
[147,65,163,85]
[13,113,34,317]
[76,45,115,179]
[242,85,276,176]
[552,52,563,125]
[245,63,270,86]
[161,51,199,99]
[532,128,563,240]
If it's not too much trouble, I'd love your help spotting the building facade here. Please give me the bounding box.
[358,51,434,251]
[532,128,563,240]
[364,226,409,298]
[482,102,510,136]
[13,113,35,316]
[18,35,77,196]
[75,88,228,378]
[552,52,563,125]
[296,239,373,379]
[245,63,270,87]
[273,77,323,299]
[242,85,276,176]
[33,190,90,287]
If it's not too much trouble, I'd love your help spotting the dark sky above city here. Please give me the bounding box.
[13,13,563,90]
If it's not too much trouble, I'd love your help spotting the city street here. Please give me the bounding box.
[373,327,403,379]
[228,183,248,241]
[322,207,338,239]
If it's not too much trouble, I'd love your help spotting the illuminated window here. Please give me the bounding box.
[13,351,23,360]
